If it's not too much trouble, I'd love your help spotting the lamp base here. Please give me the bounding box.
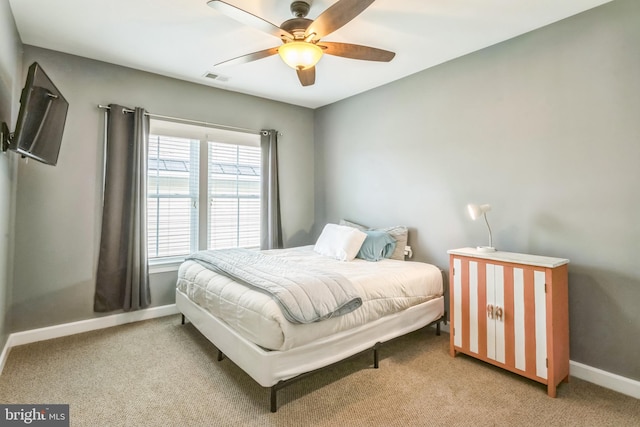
[476,246,496,253]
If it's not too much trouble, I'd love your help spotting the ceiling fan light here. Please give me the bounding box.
[278,41,323,70]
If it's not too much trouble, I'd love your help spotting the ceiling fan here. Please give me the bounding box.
[208,0,395,86]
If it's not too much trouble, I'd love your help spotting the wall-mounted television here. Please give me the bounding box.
[1,62,68,166]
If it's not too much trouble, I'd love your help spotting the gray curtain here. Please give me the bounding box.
[260,130,283,250]
[94,105,151,312]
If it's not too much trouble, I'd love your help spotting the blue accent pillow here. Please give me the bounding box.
[356,230,397,262]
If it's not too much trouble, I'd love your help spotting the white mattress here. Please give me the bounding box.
[177,245,443,351]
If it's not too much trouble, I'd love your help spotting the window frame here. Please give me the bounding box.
[147,119,261,273]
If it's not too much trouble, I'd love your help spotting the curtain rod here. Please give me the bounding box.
[97,104,262,135]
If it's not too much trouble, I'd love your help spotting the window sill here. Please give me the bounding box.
[149,257,184,274]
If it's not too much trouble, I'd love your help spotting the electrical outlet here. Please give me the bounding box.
[404,245,413,258]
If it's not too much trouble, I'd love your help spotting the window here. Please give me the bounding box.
[147,134,199,259]
[147,120,261,262]
[208,142,261,250]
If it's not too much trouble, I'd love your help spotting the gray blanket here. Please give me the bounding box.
[187,249,363,324]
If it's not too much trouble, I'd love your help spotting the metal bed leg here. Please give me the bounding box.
[270,386,278,413]
[263,342,392,412]
[181,314,185,325]
[436,320,441,336]
[217,350,225,362]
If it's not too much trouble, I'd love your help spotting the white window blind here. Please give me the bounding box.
[208,142,261,249]
[147,135,199,258]
[147,119,261,261]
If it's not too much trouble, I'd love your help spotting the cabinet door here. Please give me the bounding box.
[452,258,507,365]
[532,269,548,380]
[486,263,505,365]
[489,264,548,379]
[452,258,495,360]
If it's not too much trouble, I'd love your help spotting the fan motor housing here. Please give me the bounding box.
[281,17,313,37]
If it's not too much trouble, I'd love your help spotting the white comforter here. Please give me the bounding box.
[176,246,443,351]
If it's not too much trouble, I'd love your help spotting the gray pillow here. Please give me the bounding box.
[340,220,408,261]
[356,230,397,261]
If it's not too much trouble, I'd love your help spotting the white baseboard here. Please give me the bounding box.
[0,304,178,374]
[570,360,640,399]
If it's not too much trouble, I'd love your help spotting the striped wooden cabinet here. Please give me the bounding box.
[448,248,570,397]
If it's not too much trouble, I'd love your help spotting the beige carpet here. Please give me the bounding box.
[0,315,638,426]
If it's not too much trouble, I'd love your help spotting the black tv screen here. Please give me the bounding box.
[9,62,68,166]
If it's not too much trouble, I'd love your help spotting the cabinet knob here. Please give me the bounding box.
[487,304,494,319]
[495,306,503,321]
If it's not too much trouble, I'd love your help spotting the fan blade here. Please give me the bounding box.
[319,42,395,62]
[208,0,293,41]
[306,0,375,40]
[297,67,316,86]
[214,47,280,67]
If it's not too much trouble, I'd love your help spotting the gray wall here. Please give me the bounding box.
[0,1,21,352]
[314,0,639,380]
[10,46,315,331]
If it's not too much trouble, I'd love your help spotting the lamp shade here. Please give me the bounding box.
[467,203,491,221]
[278,41,323,70]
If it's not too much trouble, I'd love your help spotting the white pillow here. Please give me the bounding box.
[314,224,367,261]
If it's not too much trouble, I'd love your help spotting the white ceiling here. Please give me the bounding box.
[9,0,611,109]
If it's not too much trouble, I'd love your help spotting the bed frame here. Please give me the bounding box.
[176,289,446,412]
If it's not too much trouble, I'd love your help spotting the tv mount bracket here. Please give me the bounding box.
[1,121,11,152]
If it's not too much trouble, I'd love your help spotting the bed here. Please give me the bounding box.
[176,238,445,412]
